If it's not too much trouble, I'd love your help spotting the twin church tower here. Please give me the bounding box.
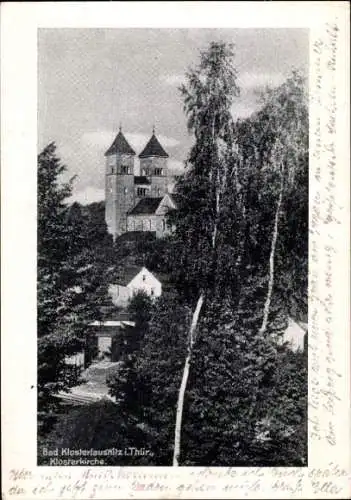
[105,127,178,240]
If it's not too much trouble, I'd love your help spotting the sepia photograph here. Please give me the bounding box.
[36,28,309,467]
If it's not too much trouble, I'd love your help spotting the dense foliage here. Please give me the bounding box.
[38,400,148,466]
[37,144,115,431]
[139,44,308,465]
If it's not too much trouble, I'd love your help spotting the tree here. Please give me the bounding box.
[37,144,114,430]
[105,291,153,433]
[37,143,79,426]
[136,295,191,465]
[37,143,74,337]
[246,71,308,334]
[158,57,307,465]
[106,354,148,421]
[170,41,240,465]
[176,71,308,466]
[38,400,148,466]
[181,287,306,466]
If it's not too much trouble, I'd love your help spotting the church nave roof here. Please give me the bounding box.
[128,197,164,215]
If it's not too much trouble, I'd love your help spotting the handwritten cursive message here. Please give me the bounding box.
[5,464,350,499]
[308,20,347,465]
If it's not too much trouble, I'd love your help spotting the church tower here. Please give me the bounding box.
[104,128,136,238]
[139,129,169,198]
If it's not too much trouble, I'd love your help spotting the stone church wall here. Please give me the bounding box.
[127,214,169,238]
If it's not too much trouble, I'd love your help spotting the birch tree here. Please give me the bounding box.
[255,71,308,335]
[171,42,240,466]
[226,72,308,430]
[176,71,308,466]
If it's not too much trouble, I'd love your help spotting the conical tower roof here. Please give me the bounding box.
[139,132,169,158]
[104,129,136,157]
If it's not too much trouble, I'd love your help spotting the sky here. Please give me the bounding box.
[38,28,308,204]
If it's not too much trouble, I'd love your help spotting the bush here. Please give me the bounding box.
[37,401,150,466]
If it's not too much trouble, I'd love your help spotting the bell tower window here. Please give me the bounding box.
[121,165,130,174]
[154,168,163,176]
[142,219,151,231]
[107,155,115,167]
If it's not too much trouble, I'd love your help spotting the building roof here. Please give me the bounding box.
[104,130,136,157]
[112,265,143,286]
[88,320,136,327]
[134,176,151,185]
[111,265,161,287]
[128,197,163,215]
[139,133,169,158]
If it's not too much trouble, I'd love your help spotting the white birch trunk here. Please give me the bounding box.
[173,115,223,466]
[173,293,204,466]
[259,176,284,335]
[212,188,220,248]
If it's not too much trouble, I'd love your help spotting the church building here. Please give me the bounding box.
[104,128,179,240]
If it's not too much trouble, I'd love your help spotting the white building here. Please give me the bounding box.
[65,351,85,368]
[108,266,162,308]
[282,317,307,352]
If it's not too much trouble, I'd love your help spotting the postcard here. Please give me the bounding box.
[1,2,350,498]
